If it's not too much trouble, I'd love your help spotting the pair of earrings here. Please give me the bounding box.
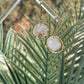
[33,3,64,54]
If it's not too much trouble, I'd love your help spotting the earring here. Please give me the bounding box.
[33,1,49,39]
[47,16,64,53]
[47,36,64,53]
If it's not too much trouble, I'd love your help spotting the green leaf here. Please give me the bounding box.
[0,24,3,51]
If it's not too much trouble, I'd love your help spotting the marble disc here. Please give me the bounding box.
[47,36,62,52]
[33,23,49,38]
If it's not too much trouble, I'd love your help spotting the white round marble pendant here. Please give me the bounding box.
[33,23,49,39]
[47,36,64,53]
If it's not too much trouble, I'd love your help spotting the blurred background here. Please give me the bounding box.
[1,0,52,39]
[0,0,80,39]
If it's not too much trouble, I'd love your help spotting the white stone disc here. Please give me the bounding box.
[33,23,49,38]
[47,36,62,52]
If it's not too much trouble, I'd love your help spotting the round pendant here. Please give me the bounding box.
[33,23,49,39]
[47,36,64,53]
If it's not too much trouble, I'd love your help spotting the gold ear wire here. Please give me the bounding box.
[54,17,56,31]
[40,3,42,19]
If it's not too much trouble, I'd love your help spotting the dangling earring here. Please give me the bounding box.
[33,1,49,39]
[47,17,64,53]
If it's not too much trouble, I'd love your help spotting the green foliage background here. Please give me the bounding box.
[0,0,84,84]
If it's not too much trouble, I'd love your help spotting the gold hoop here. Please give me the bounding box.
[47,36,64,54]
